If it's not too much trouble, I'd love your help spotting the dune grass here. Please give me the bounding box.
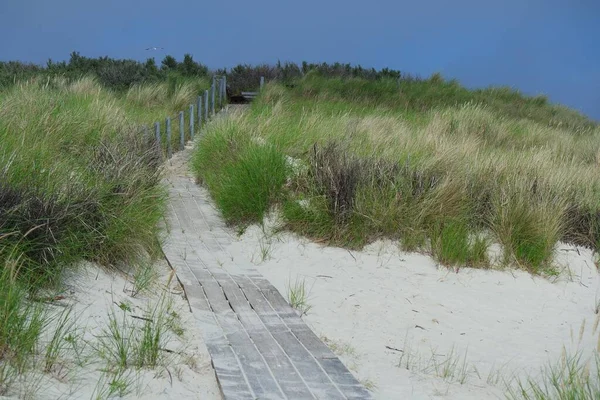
[0,75,206,394]
[192,122,288,224]
[0,264,47,393]
[507,353,600,400]
[193,78,599,272]
[0,76,207,284]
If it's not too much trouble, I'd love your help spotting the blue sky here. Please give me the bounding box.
[1,0,598,119]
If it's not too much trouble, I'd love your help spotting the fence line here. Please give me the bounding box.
[178,111,185,151]
[148,75,264,160]
[189,104,195,141]
[204,90,209,122]
[166,117,172,159]
[211,76,216,116]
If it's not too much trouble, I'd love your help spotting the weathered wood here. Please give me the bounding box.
[211,76,216,116]
[241,91,258,101]
[230,276,345,398]
[165,117,172,158]
[204,90,209,122]
[163,174,374,400]
[189,104,195,140]
[318,359,373,399]
[260,76,265,89]
[154,122,161,156]
[221,328,284,399]
[204,339,256,400]
[221,77,226,105]
[217,78,222,108]
[272,331,346,400]
[179,111,185,151]
[199,268,287,398]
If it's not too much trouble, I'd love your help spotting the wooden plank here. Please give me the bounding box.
[166,117,172,158]
[248,331,315,399]
[271,331,346,400]
[337,385,374,400]
[240,274,371,398]
[219,327,285,399]
[217,278,315,398]
[192,268,286,399]
[202,282,234,315]
[163,253,199,289]
[249,277,306,329]
[181,284,211,312]
[228,275,349,399]
[230,275,287,332]
[317,358,372,399]
[169,199,197,235]
[204,340,255,400]
[179,261,286,398]
[165,176,374,400]
[181,197,211,230]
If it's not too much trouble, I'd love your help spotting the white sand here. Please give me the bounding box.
[225,219,600,399]
[2,261,221,400]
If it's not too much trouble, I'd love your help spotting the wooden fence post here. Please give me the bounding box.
[222,75,227,105]
[189,104,195,140]
[154,121,161,156]
[179,111,185,150]
[218,78,222,108]
[197,95,202,127]
[166,117,172,158]
[204,90,209,122]
[260,76,265,90]
[211,76,216,116]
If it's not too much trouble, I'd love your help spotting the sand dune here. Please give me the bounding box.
[227,220,599,399]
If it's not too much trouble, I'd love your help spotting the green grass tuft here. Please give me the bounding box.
[192,121,288,225]
[507,352,600,400]
[0,262,47,393]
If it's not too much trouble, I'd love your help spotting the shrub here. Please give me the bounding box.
[310,143,362,224]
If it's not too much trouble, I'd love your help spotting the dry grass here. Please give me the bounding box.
[194,83,600,272]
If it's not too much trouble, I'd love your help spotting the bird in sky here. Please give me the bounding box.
[145,47,164,51]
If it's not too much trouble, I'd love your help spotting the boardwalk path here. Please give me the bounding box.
[162,145,373,399]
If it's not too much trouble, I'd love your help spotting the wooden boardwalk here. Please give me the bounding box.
[163,175,373,400]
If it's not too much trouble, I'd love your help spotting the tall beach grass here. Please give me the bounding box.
[0,76,209,284]
[193,79,600,272]
[0,75,206,394]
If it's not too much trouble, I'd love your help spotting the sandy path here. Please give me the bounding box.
[164,104,600,399]
[221,221,600,399]
[2,260,222,400]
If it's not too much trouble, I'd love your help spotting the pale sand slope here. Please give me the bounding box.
[2,260,221,400]
[225,220,600,399]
